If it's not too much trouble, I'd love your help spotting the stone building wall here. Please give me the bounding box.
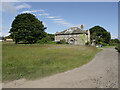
[55,34,88,45]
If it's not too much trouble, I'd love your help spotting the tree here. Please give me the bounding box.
[89,26,111,44]
[4,35,12,39]
[48,34,55,41]
[111,39,120,43]
[9,13,47,44]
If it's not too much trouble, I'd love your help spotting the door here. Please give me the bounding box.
[69,40,74,45]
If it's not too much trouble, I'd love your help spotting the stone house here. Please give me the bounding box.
[55,27,90,45]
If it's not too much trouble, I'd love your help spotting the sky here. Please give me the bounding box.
[1,2,118,39]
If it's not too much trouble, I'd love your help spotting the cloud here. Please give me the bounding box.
[42,22,47,27]
[0,32,10,37]
[2,2,32,14]
[54,20,74,27]
[46,16,55,19]
[21,10,45,13]
[16,3,31,10]
[74,24,88,29]
[111,34,118,39]
[53,19,64,21]
[46,15,74,27]
[38,13,49,16]
[0,32,2,37]
[2,2,17,14]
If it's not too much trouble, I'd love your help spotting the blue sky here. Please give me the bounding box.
[1,2,118,39]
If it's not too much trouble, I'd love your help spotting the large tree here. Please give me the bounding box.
[9,13,47,44]
[90,26,111,44]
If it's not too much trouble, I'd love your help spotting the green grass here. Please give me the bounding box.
[2,42,102,82]
[115,43,120,52]
[102,45,116,48]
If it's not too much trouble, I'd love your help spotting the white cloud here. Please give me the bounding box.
[38,13,49,16]
[21,10,45,13]
[16,3,31,10]
[42,22,47,27]
[54,20,74,27]
[22,10,36,13]
[0,31,10,37]
[53,19,64,21]
[2,2,32,14]
[0,32,2,37]
[39,10,45,12]
[46,16,55,19]
[111,34,118,39]
[2,2,17,14]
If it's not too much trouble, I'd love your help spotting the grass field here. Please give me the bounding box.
[2,42,102,82]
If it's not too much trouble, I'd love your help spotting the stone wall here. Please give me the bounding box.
[55,33,88,45]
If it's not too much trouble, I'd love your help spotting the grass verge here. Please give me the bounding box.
[2,42,102,82]
[102,46,116,48]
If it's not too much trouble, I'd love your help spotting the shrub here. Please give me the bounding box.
[37,36,50,44]
[102,43,107,46]
[59,39,66,44]
[85,42,90,45]
[56,39,67,44]
[47,41,56,44]
[37,36,56,44]
[109,43,117,46]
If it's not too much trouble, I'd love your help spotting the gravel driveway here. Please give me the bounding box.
[3,47,118,88]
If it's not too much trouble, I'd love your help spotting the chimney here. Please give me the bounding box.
[81,24,84,31]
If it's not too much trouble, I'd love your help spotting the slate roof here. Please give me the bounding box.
[55,27,88,35]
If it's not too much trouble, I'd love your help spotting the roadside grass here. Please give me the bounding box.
[115,43,120,52]
[102,45,116,48]
[2,42,102,82]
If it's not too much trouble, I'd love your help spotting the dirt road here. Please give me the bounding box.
[3,47,118,88]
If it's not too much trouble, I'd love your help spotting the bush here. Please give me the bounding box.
[109,43,117,46]
[102,43,107,46]
[56,39,67,44]
[59,39,66,44]
[37,36,56,44]
[47,41,56,44]
[37,36,50,44]
[85,42,90,45]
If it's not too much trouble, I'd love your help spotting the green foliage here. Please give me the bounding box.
[85,41,90,45]
[48,34,55,41]
[59,39,66,44]
[115,43,120,52]
[90,26,111,44]
[0,36,5,40]
[110,39,120,43]
[102,43,107,46]
[109,43,117,46]
[79,34,87,45]
[109,39,119,46]
[37,36,50,44]
[9,13,47,44]
[4,35,12,39]
[47,41,56,44]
